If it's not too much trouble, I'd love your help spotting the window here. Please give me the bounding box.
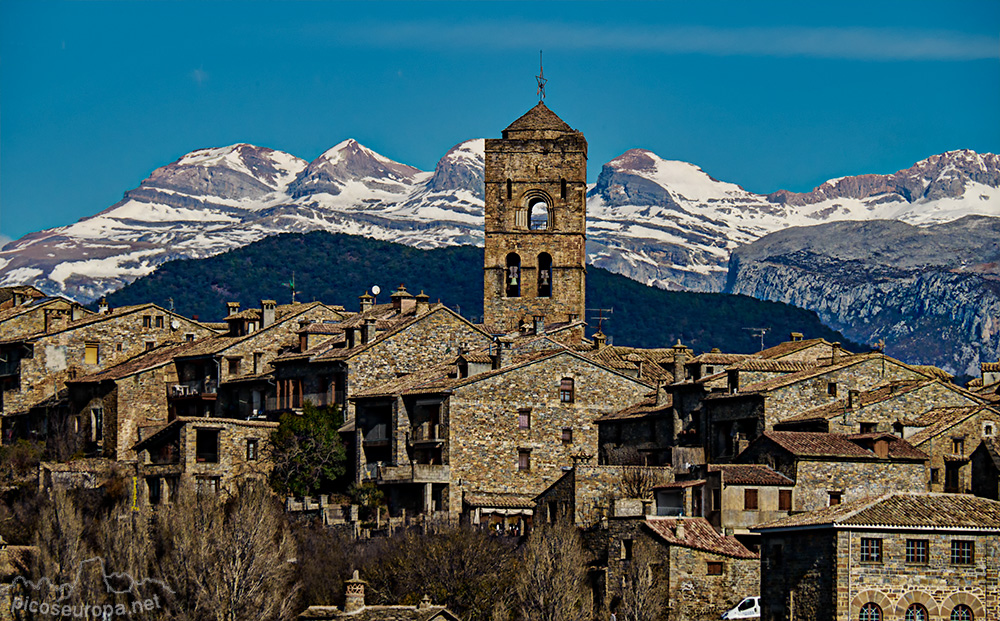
[952,437,965,454]
[859,602,882,621]
[84,342,99,365]
[506,178,512,200]
[706,366,715,375]
[562,428,573,444]
[829,491,842,506]
[528,197,549,230]
[827,382,838,397]
[905,605,928,621]
[91,406,104,441]
[195,428,220,463]
[142,315,152,328]
[906,539,928,564]
[778,489,792,511]
[147,478,162,505]
[518,408,531,429]
[860,538,882,563]
[560,178,567,199]
[984,423,995,437]
[744,489,759,510]
[246,438,258,461]
[505,253,521,298]
[537,253,552,298]
[950,605,973,621]
[860,422,877,434]
[951,540,974,565]
[707,561,723,575]
[155,316,164,328]
[145,341,154,351]
[518,450,531,471]
[712,489,721,511]
[930,468,940,484]
[185,333,195,342]
[560,378,575,403]
[228,357,241,375]
[253,352,264,375]
[196,476,220,497]
[621,538,633,560]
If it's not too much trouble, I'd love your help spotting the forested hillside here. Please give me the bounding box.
[104,232,863,354]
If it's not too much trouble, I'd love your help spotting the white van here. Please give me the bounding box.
[721,596,760,619]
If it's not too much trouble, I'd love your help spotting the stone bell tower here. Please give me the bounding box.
[483,102,587,331]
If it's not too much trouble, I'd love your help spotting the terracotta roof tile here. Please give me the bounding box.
[708,464,794,486]
[651,479,705,490]
[463,493,536,508]
[730,358,817,373]
[755,492,1000,531]
[761,431,927,461]
[906,405,1000,446]
[70,341,203,383]
[755,338,843,360]
[982,362,1000,372]
[687,352,751,366]
[644,517,758,559]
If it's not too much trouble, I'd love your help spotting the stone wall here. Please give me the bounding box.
[913,408,1000,493]
[825,381,981,434]
[759,529,838,621]
[793,460,926,513]
[447,353,649,515]
[536,465,675,527]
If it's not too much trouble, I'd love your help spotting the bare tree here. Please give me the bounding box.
[616,539,668,621]
[514,522,590,621]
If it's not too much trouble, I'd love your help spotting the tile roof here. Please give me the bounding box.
[730,358,817,373]
[982,362,1000,372]
[651,479,705,490]
[754,492,1000,531]
[69,341,204,383]
[779,380,937,423]
[708,464,794,486]
[0,303,172,344]
[906,405,1000,446]
[760,431,927,461]
[909,365,953,381]
[687,352,751,367]
[644,517,758,559]
[755,338,843,361]
[503,101,576,133]
[463,493,536,508]
[298,604,459,620]
[586,345,678,382]
[731,352,924,395]
[597,392,671,421]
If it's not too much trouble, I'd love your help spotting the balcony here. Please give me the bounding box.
[378,463,451,484]
[170,380,218,399]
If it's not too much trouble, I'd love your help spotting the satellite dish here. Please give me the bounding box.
[170,319,180,330]
[371,285,381,296]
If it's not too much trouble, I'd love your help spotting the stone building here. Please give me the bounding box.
[595,386,676,467]
[132,416,277,505]
[774,378,986,435]
[971,437,1000,500]
[298,571,461,620]
[0,285,46,310]
[272,288,493,420]
[968,362,1000,404]
[483,102,588,334]
[702,464,795,540]
[702,353,929,462]
[596,515,759,621]
[0,303,216,442]
[904,404,1000,494]
[737,431,928,513]
[753,493,1000,621]
[0,294,91,337]
[349,348,651,521]
[168,300,348,419]
[533,462,674,527]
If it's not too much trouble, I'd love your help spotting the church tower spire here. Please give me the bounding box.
[483,101,588,333]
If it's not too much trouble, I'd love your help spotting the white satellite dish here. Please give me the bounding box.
[170,319,180,330]
[371,285,381,296]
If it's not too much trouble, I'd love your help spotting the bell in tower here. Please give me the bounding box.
[482,101,588,333]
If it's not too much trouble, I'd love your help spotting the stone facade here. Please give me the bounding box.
[0,296,90,338]
[971,437,1000,500]
[483,102,587,331]
[534,463,674,528]
[754,493,1000,621]
[907,405,1000,494]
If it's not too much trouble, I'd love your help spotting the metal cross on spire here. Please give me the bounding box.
[536,50,547,101]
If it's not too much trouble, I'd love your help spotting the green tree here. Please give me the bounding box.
[267,404,347,497]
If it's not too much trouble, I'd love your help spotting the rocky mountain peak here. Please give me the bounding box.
[424,139,485,197]
[287,139,424,198]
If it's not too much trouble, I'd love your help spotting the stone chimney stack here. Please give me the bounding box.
[415,291,430,315]
[390,284,415,314]
[593,331,607,351]
[98,297,110,315]
[261,300,276,328]
[831,342,842,364]
[790,332,803,342]
[848,389,860,409]
[344,570,366,613]
[533,315,545,336]
[359,291,374,313]
[672,340,688,384]
[361,317,376,345]
[656,382,669,407]
[226,302,240,317]
[675,521,685,539]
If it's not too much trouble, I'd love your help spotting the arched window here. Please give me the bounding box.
[859,603,881,621]
[537,253,552,298]
[560,178,567,199]
[529,197,549,230]
[505,253,521,298]
[905,604,929,621]
[506,179,512,200]
[951,605,974,621]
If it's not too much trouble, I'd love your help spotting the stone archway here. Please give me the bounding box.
[893,591,940,620]
[939,592,985,620]
[850,590,893,619]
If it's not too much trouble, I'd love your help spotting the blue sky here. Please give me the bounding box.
[1,1,998,243]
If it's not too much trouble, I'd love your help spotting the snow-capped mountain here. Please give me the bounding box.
[1,142,998,303]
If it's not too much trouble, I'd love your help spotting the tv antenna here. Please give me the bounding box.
[536,50,547,101]
[743,327,770,351]
[285,272,299,304]
[586,307,614,332]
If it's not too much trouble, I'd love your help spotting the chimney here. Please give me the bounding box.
[790,332,803,342]
[831,342,842,364]
[226,302,240,317]
[359,291,375,313]
[656,382,669,407]
[260,300,276,328]
[98,297,110,315]
[415,290,430,315]
[593,331,607,351]
[361,318,376,345]
[492,336,512,370]
[672,340,688,383]
[418,594,433,610]
[390,284,415,314]
[44,310,68,333]
[675,521,685,540]
[344,570,366,613]
[568,312,578,323]
[848,389,860,409]
[533,315,545,335]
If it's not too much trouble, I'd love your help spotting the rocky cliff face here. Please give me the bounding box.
[726,216,1000,375]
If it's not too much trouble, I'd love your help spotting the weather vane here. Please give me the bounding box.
[536,50,547,101]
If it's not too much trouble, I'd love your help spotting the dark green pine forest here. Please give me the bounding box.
[102,231,864,354]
